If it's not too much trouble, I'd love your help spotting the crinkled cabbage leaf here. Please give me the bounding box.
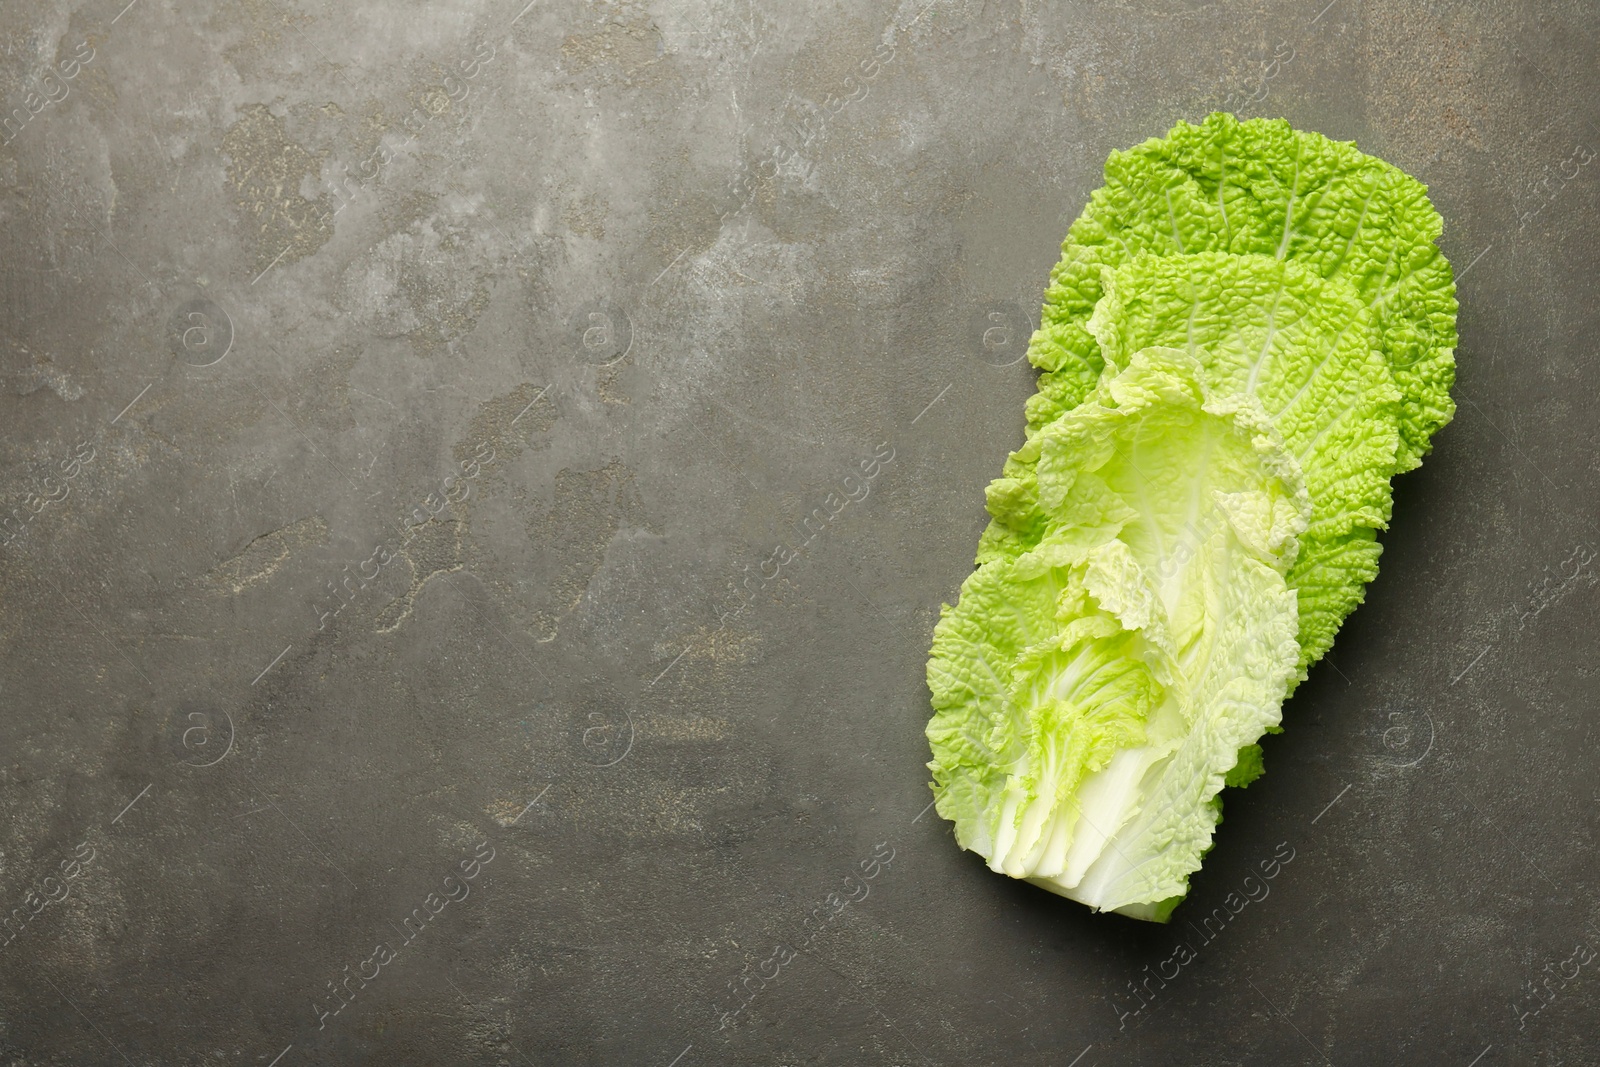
[927,114,1457,919]
[929,350,1308,917]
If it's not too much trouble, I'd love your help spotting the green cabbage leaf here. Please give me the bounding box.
[927,114,1457,919]
[1023,111,1456,469]
[928,349,1307,916]
[982,251,1404,680]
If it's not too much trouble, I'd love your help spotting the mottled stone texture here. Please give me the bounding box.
[0,0,1596,1064]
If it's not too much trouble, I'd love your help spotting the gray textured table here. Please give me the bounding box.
[1,0,1596,1063]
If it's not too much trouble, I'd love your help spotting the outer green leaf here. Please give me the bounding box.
[1024,112,1456,472]
[1223,744,1265,788]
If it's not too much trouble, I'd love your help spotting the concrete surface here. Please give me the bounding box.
[1,0,1597,1064]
